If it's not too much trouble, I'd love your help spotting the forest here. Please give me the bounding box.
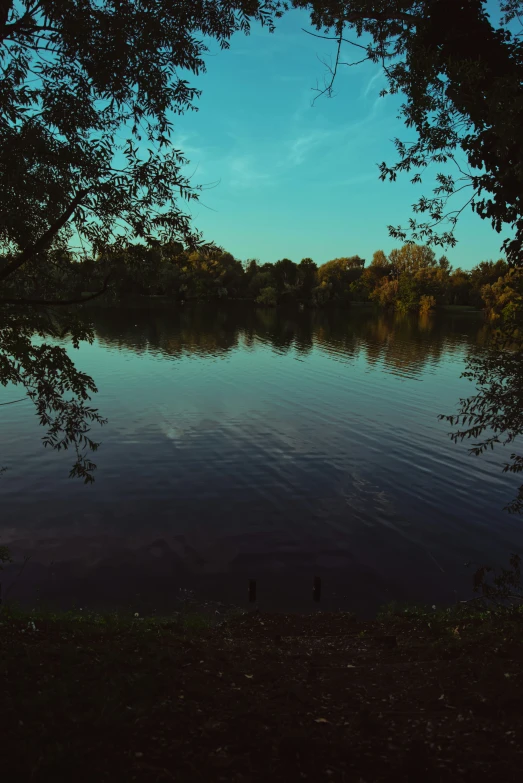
[17,242,514,315]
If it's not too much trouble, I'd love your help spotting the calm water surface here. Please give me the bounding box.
[2,305,522,615]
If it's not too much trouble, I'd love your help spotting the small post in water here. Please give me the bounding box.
[248,579,257,603]
[313,576,321,602]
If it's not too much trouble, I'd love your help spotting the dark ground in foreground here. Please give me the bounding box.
[1,605,523,782]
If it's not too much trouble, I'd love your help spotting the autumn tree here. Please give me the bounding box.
[389,244,437,276]
[370,250,390,269]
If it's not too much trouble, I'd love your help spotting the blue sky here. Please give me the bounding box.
[169,6,509,270]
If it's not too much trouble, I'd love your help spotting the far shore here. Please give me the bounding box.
[80,293,485,313]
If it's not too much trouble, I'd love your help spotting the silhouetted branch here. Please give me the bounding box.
[0,188,89,283]
[302,27,368,51]
[311,32,372,104]
[0,397,27,406]
[312,34,343,103]
[0,0,14,40]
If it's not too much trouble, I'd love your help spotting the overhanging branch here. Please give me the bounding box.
[0,188,89,283]
[0,0,14,41]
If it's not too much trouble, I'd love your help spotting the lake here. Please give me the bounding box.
[1,304,522,615]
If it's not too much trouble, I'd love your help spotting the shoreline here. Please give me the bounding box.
[82,294,484,313]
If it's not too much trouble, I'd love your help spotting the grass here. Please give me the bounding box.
[2,598,523,781]
[377,598,523,637]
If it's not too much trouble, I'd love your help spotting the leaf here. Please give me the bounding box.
[244,674,253,679]
[314,717,330,724]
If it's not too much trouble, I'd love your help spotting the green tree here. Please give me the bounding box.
[389,244,437,276]
[396,272,420,314]
[317,256,365,302]
[369,244,444,311]
[177,247,243,301]
[273,258,298,289]
[271,258,299,302]
[256,286,278,306]
[469,259,510,307]
[248,269,275,300]
[413,264,451,305]
[448,268,473,306]
[297,257,318,298]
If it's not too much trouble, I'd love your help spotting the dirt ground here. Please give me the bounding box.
[1,608,523,782]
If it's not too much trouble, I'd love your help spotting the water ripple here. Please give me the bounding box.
[1,305,521,614]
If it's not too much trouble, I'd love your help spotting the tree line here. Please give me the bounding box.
[62,242,509,313]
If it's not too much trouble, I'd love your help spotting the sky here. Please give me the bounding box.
[165,5,510,271]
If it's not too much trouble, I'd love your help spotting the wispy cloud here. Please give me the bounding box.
[329,171,380,188]
[218,95,390,192]
[362,69,386,99]
[177,68,393,199]
[172,132,208,178]
[287,129,333,166]
[228,155,278,189]
[277,73,307,84]
[286,96,388,169]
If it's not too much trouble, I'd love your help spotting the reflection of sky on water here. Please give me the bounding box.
[1,305,521,614]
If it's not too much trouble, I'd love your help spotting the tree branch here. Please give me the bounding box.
[0,0,14,41]
[312,33,344,104]
[344,10,416,25]
[0,189,89,283]
[295,4,418,27]
[302,27,368,51]
[1,1,54,43]
[0,396,27,406]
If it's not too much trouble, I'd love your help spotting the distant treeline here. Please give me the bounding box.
[25,242,511,313]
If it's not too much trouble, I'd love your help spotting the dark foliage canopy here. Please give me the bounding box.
[292,0,523,262]
[0,0,280,266]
